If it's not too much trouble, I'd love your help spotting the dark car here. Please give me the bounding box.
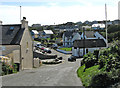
[68,56,76,61]
[44,48,52,53]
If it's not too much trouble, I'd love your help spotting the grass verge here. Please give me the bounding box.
[77,64,101,87]
[59,47,72,51]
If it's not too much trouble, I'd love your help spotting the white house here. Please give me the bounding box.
[62,31,82,47]
[72,31,107,57]
[31,30,39,39]
[43,30,54,38]
[92,23,105,30]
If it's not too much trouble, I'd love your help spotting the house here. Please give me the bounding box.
[92,23,105,30]
[31,30,39,39]
[43,30,54,38]
[0,17,33,70]
[32,24,41,28]
[72,31,107,57]
[82,26,91,30]
[62,31,82,47]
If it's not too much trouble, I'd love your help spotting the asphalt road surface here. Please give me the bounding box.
[2,49,83,86]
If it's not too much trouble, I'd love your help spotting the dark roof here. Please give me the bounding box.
[64,31,73,37]
[73,39,106,48]
[85,31,95,38]
[0,24,25,45]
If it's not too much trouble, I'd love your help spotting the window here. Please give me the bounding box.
[27,42,28,48]
[10,27,14,31]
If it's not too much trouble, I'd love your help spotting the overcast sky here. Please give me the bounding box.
[0,0,119,26]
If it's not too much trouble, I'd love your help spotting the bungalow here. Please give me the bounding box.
[0,17,33,70]
[72,31,107,57]
[31,30,39,39]
[43,30,54,38]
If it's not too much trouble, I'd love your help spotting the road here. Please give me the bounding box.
[2,49,83,86]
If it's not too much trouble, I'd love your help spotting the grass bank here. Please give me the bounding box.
[77,64,101,86]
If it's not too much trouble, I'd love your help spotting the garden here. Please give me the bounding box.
[0,56,18,76]
[77,40,120,87]
[58,47,72,51]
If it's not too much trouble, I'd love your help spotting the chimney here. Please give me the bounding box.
[21,17,28,29]
[0,20,2,25]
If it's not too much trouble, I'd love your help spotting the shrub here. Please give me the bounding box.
[2,63,18,75]
[82,52,98,69]
[89,72,114,87]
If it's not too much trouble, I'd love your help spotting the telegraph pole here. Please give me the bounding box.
[105,4,108,47]
[20,6,21,22]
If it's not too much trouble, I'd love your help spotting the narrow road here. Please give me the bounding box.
[2,49,83,86]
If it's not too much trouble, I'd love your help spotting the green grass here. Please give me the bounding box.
[77,64,101,87]
[59,47,72,51]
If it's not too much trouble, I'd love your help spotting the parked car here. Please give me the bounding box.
[51,44,58,49]
[41,47,45,50]
[68,55,76,62]
[35,43,43,50]
[58,57,62,60]
[44,48,51,53]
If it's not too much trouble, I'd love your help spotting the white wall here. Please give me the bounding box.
[72,47,100,57]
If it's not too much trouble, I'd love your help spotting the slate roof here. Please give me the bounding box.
[73,39,106,48]
[64,31,73,37]
[84,31,95,38]
[0,24,25,45]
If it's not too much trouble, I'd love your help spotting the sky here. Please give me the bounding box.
[0,0,119,26]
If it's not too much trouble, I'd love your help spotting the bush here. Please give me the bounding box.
[2,63,18,75]
[89,72,114,87]
[82,52,98,69]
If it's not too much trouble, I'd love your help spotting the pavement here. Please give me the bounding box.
[2,49,83,86]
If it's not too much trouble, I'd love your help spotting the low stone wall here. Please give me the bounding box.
[33,52,57,60]
[56,49,72,54]
[0,62,2,76]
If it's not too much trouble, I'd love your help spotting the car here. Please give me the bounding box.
[52,44,58,49]
[44,48,51,53]
[35,43,43,50]
[68,56,76,62]
[41,47,45,50]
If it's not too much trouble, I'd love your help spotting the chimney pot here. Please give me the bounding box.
[0,20,2,25]
[23,17,26,20]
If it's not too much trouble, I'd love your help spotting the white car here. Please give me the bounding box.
[44,48,51,53]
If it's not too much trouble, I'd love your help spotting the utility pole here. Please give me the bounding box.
[20,6,21,22]
[83,27,85,56]
[105,4,108,47]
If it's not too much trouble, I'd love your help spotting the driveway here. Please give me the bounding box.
[2,49,83,86]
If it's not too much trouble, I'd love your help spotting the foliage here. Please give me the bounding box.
[100,25,120,43]
[2,63,18,76]
[78,41,120,87]
[77,65,100,87]
[81,52,98,69]
[108,25,120,33]
[89,72,114,87]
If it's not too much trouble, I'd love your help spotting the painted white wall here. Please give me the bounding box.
[72,33,81,42]
[72,47,100,57]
